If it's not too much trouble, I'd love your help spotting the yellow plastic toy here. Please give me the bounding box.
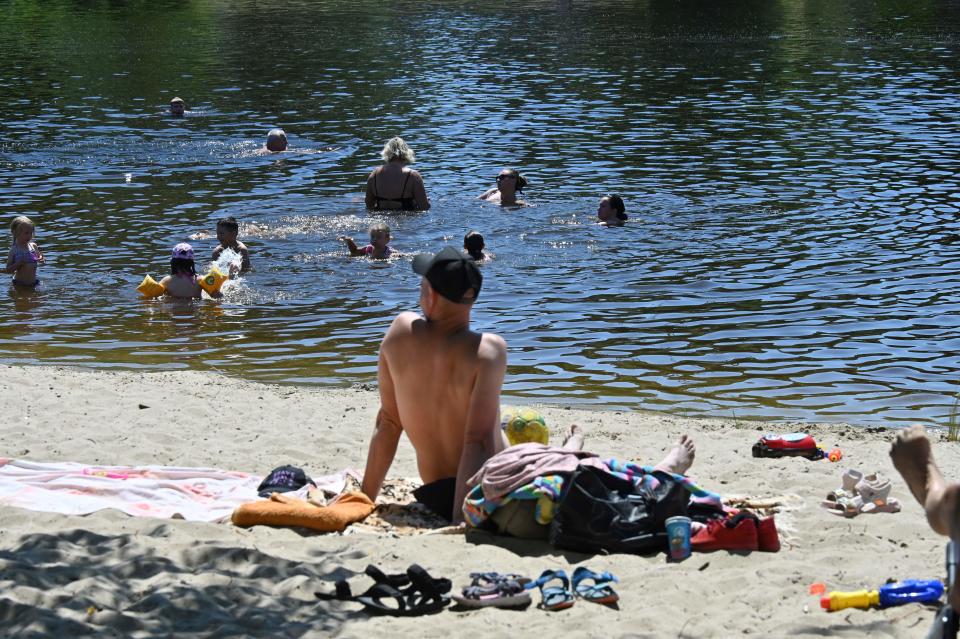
[820,589,878,611]
[197,267,228,295]
[136,275,166,298]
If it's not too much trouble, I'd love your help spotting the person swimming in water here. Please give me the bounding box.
[479,169,527,206]
[159,243,222,299]
[342,222,393,260]
[264,128,288,153]
[365,137,430,211]
[596,194,627,227]
[169,97,186,117]
[463,230,491,262]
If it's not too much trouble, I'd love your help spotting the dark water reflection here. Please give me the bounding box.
[1,0,959,425]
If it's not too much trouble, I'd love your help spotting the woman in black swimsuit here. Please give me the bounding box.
[365,137,430,211]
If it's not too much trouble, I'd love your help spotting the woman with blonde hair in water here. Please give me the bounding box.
[365,137,430,211]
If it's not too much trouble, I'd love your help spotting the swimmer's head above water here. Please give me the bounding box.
[266,128,288,152]
[463,230,485,261]
[170,242,197,276]
[380,136,416,164]
[169,97,185,117]
[496,169,527,193]
[597,194,627,226]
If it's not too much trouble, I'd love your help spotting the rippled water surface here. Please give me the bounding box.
[2,0,959,425]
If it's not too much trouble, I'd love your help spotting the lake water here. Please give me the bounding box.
[1,0,958,426]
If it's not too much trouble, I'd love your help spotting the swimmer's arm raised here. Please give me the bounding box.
[361,344,403,501]
[478,187,497,201]
[451,334,508,524]
[340,236,365,257]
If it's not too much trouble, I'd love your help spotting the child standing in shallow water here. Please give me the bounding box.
[4,216,44,287]
[212,216,252,274]
[160,243,221,299]
[342,222,393,259]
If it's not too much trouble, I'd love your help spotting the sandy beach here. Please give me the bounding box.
[1,363,958,638]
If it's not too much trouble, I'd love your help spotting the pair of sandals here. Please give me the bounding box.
[528,567,619,611]
[821,469,902,518]
[451,572,532,609]
[315,564,451,616]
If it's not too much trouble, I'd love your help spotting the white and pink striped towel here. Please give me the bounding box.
[0,458,358,522]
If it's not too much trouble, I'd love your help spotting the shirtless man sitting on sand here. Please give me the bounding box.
[360,247,503,523]
[359,245,698,524]
[891,424,960,608]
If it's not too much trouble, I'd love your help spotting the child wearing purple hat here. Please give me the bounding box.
[159,243,221,299]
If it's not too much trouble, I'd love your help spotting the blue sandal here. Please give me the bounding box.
[572,567,619,605]
[529,569,575,611]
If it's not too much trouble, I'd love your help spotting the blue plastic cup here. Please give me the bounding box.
[665,516,692,561]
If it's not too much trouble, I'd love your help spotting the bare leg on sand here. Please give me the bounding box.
[654,434,696,475]
[561,425,695,474]
[890,424,960,607]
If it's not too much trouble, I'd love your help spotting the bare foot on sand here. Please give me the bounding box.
[561,424,584,451]
[654,434,695,475]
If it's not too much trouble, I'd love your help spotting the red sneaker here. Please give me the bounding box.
[757,516,781,552]
[691,515,758,552]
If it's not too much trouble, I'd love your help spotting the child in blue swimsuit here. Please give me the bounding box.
[4,216,44,287]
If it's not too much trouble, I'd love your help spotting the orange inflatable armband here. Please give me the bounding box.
[136,275,166,297]
[198,267,228,295]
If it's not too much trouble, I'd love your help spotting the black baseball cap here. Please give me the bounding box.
[412,246,482,304]
[257,465,315,497]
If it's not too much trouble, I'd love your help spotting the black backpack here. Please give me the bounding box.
[549,465,689,555]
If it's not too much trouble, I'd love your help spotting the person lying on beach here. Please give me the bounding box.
[160,243,222,299]
[365,137,430,211]
[341,222,393,260]
[597,194,627,227]
[212,216,252,273]
[169,97,186,117]
[479,169,527,206]
[891,425,960,608]
[5,215,44,287]
[360,247,499,523]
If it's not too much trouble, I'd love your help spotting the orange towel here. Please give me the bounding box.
[231,491,374,532]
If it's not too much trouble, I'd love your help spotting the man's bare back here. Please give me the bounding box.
[381,311,505,482]
[360,247,503,522]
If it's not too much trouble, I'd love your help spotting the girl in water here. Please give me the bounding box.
[160,243,221,299]
[5,216,44,287]
[342,222,393,259]
[597,195,627,227]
